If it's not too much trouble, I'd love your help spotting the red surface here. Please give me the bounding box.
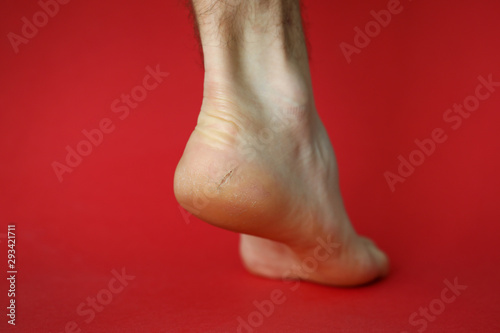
[1,0,500,332]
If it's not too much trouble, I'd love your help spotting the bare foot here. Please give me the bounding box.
[174,0,389,286]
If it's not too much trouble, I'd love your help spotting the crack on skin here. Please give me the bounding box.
[217,169,234,189]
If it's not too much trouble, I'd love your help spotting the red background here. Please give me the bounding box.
[1,0,499,332]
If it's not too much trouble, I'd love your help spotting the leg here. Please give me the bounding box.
[174,0,389,286]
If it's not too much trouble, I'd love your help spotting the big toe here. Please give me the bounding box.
[354,237,390,284]
[329,237,389,286]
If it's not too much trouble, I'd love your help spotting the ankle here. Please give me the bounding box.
[197,71,315,150]
[202,54,314,113]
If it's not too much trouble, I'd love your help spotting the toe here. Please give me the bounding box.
[366,240,390,279]
[358,236,389,282]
